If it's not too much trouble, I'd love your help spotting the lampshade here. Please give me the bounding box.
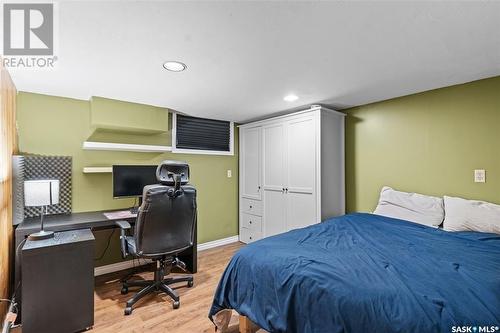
[24,179,60,207]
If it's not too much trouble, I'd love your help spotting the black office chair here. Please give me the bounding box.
[115,160,197,315]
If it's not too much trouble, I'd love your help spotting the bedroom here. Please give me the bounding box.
[0,1,499,333]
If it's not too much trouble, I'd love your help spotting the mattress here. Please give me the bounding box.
[209,213,500,333]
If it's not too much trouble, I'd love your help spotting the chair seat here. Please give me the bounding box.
[125,236,137,256]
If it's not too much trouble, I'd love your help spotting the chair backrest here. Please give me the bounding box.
[156,160,190,186]
[134,183,197,257]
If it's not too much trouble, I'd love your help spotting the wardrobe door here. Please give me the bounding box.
[262,122,286,237]
[240,126,261,200]
[285,115,318,230]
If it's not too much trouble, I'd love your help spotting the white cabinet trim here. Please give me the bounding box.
[238,105,345,129]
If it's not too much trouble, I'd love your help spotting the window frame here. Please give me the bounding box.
[171,113,234,156]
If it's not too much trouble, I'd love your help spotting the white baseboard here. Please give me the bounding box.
[94,258,152,276]
[197,235,239,251]
[94,235,239,276]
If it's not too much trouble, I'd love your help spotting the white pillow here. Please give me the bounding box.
[443,196,500,234]
[373,186,444,227]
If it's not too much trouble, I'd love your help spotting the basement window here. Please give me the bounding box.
[172,113,234,156]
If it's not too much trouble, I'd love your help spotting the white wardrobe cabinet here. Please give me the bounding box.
[239,106,345,243]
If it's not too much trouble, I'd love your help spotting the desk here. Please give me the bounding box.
[15,210,198,284]
[14,210,197,324]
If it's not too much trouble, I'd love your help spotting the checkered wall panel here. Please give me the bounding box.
[14,155,73,218]
[12,157,25,225]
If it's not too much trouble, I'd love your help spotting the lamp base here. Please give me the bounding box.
[28,230,55,241]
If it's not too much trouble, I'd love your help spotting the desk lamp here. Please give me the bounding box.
[24,179,59,240]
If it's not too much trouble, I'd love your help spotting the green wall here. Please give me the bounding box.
[345,76,500,212]
[18,76,500,264]
[16,92,239,266]
[90,96,170,134]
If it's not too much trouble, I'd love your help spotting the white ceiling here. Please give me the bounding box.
[8,1,500,122]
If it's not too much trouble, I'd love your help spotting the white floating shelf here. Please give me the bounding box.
[82,141,172,153]
[83,167,113,174]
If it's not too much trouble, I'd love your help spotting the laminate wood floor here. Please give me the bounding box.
[93,242,265,333]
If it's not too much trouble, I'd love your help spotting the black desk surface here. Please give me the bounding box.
[16,210,136,236]
[15,209,198,274]
[23,229,95,251]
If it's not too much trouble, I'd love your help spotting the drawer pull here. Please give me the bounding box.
[242,199,262,216]
[249,236,253,240]
[249,221,252,224]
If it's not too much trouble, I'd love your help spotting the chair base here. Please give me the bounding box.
[121,259,193,315]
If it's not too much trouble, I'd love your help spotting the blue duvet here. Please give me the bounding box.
[209,213,500,333]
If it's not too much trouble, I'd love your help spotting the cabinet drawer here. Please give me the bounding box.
[240,227,262,244]
[241,198,262,216]
[241,213,262,231]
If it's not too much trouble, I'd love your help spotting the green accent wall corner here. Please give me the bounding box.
[345,76,500,213]
[16,92,239,266]
[90,96,169,134]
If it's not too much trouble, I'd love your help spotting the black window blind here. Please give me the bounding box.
[176,114,231,151]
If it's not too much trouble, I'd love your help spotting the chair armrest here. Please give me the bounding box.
[115,220,131,230]
[115,220,131,258]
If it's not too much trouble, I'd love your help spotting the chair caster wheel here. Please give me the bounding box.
[187,280,194,288]
[124,307,133,315]
[173,301,180,309]
[121,287,128,295]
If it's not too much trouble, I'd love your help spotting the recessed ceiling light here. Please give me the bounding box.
[163,61,187,72]
[284,94,298,102]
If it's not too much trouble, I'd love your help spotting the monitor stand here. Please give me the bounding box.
[130,197,142,214]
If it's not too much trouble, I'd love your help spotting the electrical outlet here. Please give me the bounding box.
[227,170,232,178]
[474,169,486,183]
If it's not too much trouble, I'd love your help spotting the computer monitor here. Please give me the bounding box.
[112,165,158,199]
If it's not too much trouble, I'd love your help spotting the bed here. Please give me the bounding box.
[209,213,500,333]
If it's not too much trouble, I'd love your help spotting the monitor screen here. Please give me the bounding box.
[112,165,158,198]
